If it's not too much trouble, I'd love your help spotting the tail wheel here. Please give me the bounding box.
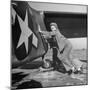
[43,59,52,69]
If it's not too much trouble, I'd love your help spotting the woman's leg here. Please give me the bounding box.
[52,47,67,73]
[52,47,58,69]
[58,42,75,71]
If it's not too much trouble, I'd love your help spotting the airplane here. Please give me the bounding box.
[29,1,87,50]
[11,1,87,69]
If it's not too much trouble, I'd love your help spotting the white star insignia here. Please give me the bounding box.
[17,10,38,53]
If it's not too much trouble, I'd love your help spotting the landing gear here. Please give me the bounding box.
[42,59,52,69]
[39,59,53,72]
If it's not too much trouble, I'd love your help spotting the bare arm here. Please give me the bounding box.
[40,31,50,35]
[39,30,56,36]
[49,31,56,36]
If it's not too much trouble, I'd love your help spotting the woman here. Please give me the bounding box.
[39,22,82,74]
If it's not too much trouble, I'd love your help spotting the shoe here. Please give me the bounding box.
[73,67,83,74]
[66,67,76,75]
[54,66,67,74]
[74,69,83,74]
[67,69,73,75]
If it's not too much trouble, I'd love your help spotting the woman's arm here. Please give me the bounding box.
[39,31,51,38]
[40,31,49,35]
[39,30,56,39]
[40,31,56,36]
[49,31,56,36]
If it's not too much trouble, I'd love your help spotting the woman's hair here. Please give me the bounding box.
[50,22,59,31]
[50,22,58,29]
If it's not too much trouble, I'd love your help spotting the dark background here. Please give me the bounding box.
[44,12,87,38]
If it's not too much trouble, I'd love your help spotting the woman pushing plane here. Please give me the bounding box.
[39,22,83,75]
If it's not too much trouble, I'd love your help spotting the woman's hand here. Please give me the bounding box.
[39,31,51,38]
[42,34,51,39]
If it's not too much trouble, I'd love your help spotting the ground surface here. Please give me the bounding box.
[11,49,88,89]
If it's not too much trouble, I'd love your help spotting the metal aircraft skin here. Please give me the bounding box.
[11,1,87,68]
